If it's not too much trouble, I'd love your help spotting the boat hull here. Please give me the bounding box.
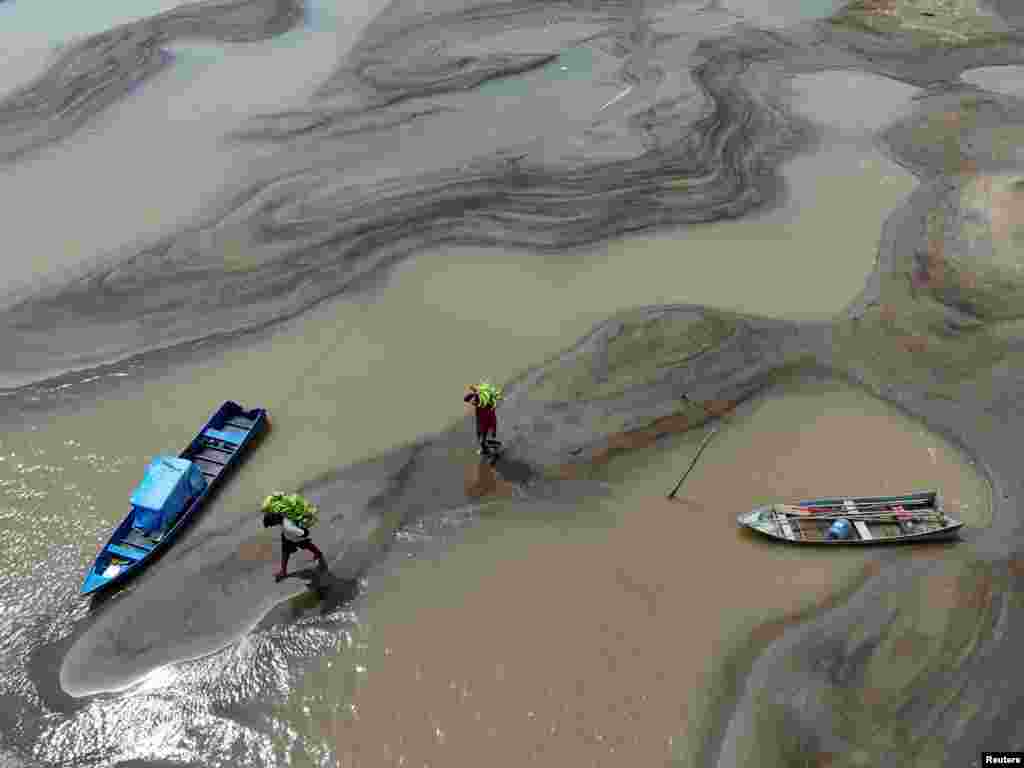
[737,491,963,545]
[80,400,268,596]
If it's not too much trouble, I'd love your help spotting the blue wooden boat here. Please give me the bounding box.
[80,401,269,596]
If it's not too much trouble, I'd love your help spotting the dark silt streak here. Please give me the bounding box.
[988,0,1024,32]
[225,102,461,142]
[0,0,304,164]
[817,14,1024,86]
[319,51,563,106]
[703,327,1024,764]
[0,9,813,390]
[6,2,1024,766]
[53,303,809,700]
[696,23,1024,764]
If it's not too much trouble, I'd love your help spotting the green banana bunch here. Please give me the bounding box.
[474,379,504,408]
[262,492,319,528]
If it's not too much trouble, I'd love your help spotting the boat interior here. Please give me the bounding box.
[741,492,958,543]
[781,509,948,542]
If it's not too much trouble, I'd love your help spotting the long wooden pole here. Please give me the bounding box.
[667,427,718,499]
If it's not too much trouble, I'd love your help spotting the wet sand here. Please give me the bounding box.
[47,302,782,700]
[0,0,304,164]
[961,64,1024,98]
[0,3,930,388]
[2,0,1024,764]
[282,376,990,767]
[0,0,387,306]
[0,135,909,670]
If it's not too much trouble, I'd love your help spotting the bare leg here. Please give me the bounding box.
[276,550,291,581]
[304,541,327,569]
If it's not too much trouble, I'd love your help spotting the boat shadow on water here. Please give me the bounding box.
[736,525,969,554]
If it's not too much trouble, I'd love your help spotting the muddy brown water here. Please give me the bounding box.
[0,4,986,766]
[280,376,989,767]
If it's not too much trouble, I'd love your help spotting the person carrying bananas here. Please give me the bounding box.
[464,379,503,455]
[261,492,327,582]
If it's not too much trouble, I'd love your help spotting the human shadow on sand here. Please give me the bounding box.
[255,565,362,630]
[489,453,534,484]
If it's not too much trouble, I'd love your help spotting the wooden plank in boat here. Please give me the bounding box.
[123,528,161,550]
[194,457,227,477]
[194,447,228,465]
[204,428,245,445]
[198,439,235,456]
[108,543,147,561]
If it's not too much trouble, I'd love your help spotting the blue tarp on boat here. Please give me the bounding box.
[131,456,206,533]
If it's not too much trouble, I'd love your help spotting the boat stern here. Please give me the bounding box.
[80,551,133,596]
[80,570,110,596]
[738,505,774,530]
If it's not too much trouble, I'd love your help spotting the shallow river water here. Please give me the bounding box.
[279,376,990,768]
[0,0,1008,765]
[0,0,383,305]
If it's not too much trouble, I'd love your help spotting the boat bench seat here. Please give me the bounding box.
[123,528,160,550]
[108,543,147,561]
[853,520,873,540]
[204,428,245,445]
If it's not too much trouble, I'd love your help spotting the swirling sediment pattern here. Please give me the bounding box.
[0,3,816,388]
[5,0,1024,765]
[0,0,303,164]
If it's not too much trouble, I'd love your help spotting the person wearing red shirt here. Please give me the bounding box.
[464,382,501,455]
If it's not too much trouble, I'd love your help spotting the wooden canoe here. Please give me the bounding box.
[737,490,963,545]
[80,401,269,596]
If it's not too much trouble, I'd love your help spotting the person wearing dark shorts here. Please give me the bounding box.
[263,511,327,581]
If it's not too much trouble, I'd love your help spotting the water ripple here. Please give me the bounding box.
[22,610,361,766]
